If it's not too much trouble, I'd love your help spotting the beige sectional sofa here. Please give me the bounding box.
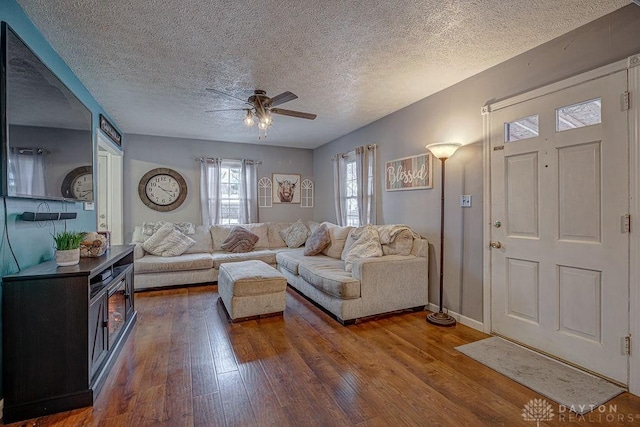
[131,221,429,324]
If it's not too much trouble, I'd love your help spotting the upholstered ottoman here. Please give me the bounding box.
[218,260,287,322]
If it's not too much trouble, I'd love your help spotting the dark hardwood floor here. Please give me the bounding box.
[4,285,640,426]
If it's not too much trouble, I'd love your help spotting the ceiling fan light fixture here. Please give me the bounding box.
[257,120,268,130]
[243,110,254,127]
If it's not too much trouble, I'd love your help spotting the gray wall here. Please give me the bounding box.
[313,5,640,323]
[123,134,314,243]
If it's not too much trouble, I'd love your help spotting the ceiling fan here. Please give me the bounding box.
[206,88,317,139]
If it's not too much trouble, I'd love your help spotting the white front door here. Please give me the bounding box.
[490,70,629,383]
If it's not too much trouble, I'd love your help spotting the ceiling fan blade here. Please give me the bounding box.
[271,108,317,120]
[205,108,248,113]
[268,91,298,107]
[205,88,251,105]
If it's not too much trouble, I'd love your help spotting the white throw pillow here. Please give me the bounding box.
[344,225,383,272]
[321,223,352,259]
[142,223,195,257]
[279,220,310,248]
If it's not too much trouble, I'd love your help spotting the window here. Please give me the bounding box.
[505,114,539,142]
[556,98,601,132]
[219,161,241,225]
[345,157,359,226]
[333,144,377,227]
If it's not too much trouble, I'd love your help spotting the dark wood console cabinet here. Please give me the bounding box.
[2,245,137,423]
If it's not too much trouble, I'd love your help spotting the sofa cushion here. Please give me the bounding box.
[304,223,331,255]
[276,248,334,275]
[298,262,361,299]
[267,222,290,248]
[321,223,352,259]
[184,225,214,254]
[142,223,195,257]
[344,225,383,272]
[243,223,270,249]
[212,249,277,269]
[135,253,214,273]
[279,220,310,248]
[221,226,259,253]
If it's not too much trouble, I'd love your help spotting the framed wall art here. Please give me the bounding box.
[385,153,433,191]
[272,173,301,203]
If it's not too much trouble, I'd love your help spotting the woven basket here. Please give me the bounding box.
[80,235,108,257]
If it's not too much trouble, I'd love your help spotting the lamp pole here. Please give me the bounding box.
[425,142,461,327]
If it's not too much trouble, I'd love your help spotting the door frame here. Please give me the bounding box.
[482,53,640,393]
[96,129,124,245]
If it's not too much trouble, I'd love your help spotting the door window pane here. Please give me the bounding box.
[556,98,601,132]
[505,115,539,142]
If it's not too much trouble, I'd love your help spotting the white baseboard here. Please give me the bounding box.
[427,303,484,332]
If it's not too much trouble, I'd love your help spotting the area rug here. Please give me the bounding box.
[455,337,625,415]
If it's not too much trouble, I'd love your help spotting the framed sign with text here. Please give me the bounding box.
[385,153,433,191]
[99,114,122,147]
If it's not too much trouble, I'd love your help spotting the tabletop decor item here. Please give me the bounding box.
[53,231,86,266]
[80,231,108,257]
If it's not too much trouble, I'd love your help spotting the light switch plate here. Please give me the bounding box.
[460,195,471,207]
[84,202,95,211]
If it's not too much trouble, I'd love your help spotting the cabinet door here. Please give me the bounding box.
[89,296,108,377]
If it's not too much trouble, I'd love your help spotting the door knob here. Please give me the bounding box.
[493,221,501,228]
[490,241,502,249]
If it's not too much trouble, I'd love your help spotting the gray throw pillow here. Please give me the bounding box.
[279,220,310,248]
[221,226,259,253]
[304,223,331,256]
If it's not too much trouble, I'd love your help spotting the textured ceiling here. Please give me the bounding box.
[16,0,630,149]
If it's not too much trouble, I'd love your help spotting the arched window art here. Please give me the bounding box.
[258,177,272,207]
[301,179,314,208]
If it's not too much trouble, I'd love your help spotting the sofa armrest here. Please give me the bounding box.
[352,255,428,312]
[133,243,146,260]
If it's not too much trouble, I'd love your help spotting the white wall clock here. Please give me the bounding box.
[138,168,187,212]
[61,165,93,201]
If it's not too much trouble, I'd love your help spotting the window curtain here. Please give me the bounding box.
[8,148,46,196]
[355,144,377,225]
[238,159,258,223]
[333,153,348,226]
[200,158,221,226]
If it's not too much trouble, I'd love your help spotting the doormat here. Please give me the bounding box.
[455,337,625,415]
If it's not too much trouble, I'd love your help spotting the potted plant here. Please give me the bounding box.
[53,231,86,266]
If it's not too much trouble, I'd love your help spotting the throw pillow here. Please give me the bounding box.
[344,225,383,272]
[221,226,259,253]
[142,223,196,257]
[279,220,310,248]
[321,223,352,259]
[304,223,331,255]
[142,221,195,235]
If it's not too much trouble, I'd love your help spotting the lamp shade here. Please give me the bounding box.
[426,142,462,160]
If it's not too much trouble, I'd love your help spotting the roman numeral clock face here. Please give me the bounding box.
[138,168,188,212]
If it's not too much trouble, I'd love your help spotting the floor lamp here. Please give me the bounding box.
[425,142,462,327]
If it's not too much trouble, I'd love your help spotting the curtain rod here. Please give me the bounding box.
[14,147,50,155]
[331,144,377,161]
[196,157,262,165]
